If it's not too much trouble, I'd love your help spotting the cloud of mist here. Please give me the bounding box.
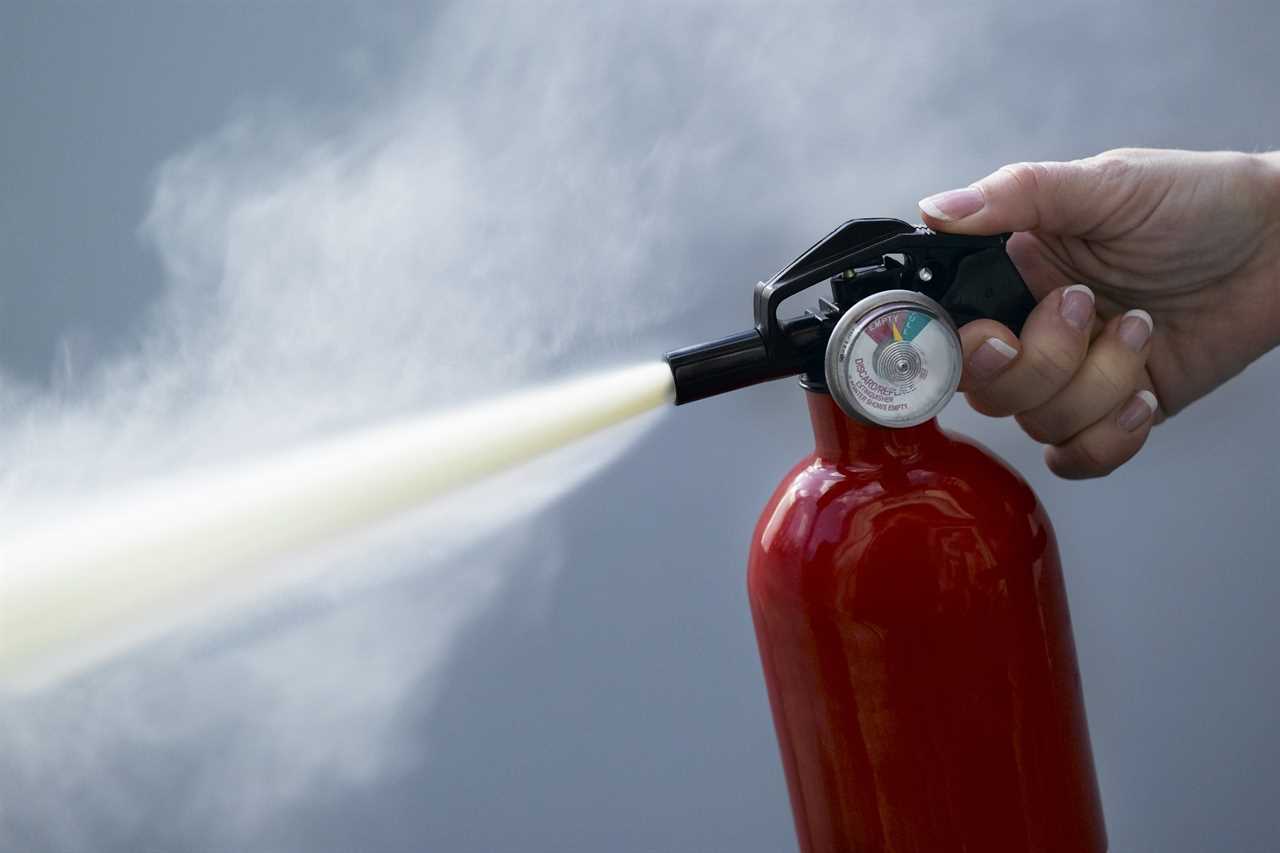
[0,2,760,845]
[0,1,1055,848]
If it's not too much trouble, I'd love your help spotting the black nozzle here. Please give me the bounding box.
[665,313,831,405]
[665,329,780,405]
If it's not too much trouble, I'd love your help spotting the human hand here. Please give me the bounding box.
[919,148,1280,478]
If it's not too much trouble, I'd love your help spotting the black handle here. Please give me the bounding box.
[939,245,1037,336]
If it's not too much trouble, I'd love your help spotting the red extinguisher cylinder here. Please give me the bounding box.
[748,391,1107,852]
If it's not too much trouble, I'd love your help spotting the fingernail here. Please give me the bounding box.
[918,187,985,221]
[1060,284,1095,332]
[1117,308,1153,352]
[1117,389,1158,432]
[968,337,1019,381]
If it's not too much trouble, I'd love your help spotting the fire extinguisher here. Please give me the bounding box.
[665,219,1107,852]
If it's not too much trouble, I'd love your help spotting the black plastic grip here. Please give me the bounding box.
[939,246,1037,336]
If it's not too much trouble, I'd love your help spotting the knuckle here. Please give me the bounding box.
[1052,437,1116,479]
[1024,340,1080,386]
[1233,150,1269,182]
[1083,358,1130,400]
[1015,411,1058,445]
[998,161,1049,195]
[1095,147,1147,163]
[1083,151,1139,186]
[1064,421,1149,479]
[964,390,1014,418]
[1075,437,1118,477]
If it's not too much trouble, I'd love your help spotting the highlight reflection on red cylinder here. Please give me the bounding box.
[748,391,1106,852]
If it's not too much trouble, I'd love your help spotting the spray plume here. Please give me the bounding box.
[0,4,703,841]
[0,363,673,686]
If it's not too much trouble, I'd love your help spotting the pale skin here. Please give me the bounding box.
[918,148,1280,479]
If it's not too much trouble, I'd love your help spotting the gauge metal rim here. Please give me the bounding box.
[823,289,962,428]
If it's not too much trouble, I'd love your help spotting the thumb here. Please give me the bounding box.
[918,157,1119,236]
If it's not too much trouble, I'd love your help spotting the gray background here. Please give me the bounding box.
[3,1,1279,851]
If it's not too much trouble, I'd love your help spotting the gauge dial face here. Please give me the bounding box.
[826,293,962,428]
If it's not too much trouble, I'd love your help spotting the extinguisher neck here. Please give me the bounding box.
[804,388,943,463]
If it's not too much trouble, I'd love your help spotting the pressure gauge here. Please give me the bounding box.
[824,290,963,428]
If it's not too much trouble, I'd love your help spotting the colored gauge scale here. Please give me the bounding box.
[824,290,962,428]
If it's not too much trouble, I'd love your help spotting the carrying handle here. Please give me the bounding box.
[754,219,1036,350]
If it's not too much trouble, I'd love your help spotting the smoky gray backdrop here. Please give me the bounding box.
[2,2,1278,851]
